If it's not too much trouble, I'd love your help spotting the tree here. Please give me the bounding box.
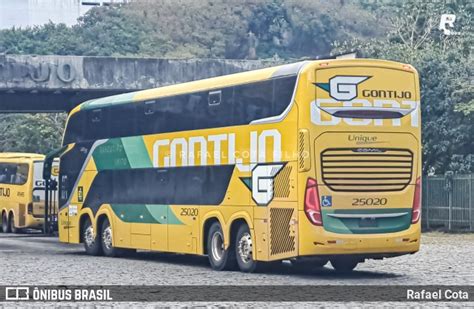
[334,0,473,174]
[0,0,383,59]
[0,114,66,154]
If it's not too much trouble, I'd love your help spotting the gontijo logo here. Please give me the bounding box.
[311,74,419,127]
[315,75,371,101]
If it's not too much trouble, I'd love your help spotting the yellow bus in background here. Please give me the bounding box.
[58,59,421,273]
[0,153,59,233]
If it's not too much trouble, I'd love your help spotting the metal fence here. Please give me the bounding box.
[422,174,473,231]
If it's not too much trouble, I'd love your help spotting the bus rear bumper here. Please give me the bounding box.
[299,222,421,257]
[22,216,44,230]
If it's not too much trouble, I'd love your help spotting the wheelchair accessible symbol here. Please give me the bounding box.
[321,196,332,207]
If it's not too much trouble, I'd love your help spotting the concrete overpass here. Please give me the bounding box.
[0,55,281,112]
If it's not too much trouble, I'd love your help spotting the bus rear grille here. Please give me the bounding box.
[273,165,292,198]
[321,148,413,192]
[298,130,305,170]
[270,208,295,255]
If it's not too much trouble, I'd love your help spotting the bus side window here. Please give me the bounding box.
[188,93,207,129]
[205,88,233,128]
[273,76,297,115]
[139,100,161,135]
[0,163,28,185]
[14,164,29,185]
[108,103,137,139]
[234,80,273,124]
[86,109,104,140]
[156,169,169,185]
[0,163,7,184]
[144,100,156,116]
[161,95,193,132]
[63,111,86,145]
[208,90,221,106]
[91,109,102,123]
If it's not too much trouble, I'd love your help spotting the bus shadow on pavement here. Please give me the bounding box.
[0,230,43,237]
[128,251,211,268]
[268,262,403,279]
[82,250,404,279]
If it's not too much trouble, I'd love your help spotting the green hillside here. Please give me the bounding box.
[0,0,472,174]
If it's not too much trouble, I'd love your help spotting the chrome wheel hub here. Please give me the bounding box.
[84,225,95,247]
[102,226,113,250]
[238,232,253,264]
[211,231,225,262]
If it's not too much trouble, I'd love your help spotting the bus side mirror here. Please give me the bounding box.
[43,146,67,180]
[43,160,52,180]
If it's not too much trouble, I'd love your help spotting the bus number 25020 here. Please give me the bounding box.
[180,208,199,216]
[352,198,387,206]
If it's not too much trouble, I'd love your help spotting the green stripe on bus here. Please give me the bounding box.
[122,136,152,168]
[81,92,136,111]
[111,204,183,225]
[321,208,412,234]
[145,204,183,225]
[93,139,131,170]
[111,204,156,223]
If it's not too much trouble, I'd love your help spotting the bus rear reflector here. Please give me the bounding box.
[304,178,322,226]
[411,177,421,224]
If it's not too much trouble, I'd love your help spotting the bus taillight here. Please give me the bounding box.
[411,177,421,224]
[304,178,322,226]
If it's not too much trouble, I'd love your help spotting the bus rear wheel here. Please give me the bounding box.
[100,217,129,257]
[330,257,359,273]
[235,224,259,273]
[9,213,18,233]
[82,218,102,256]
[1,212,9,233]
[207,222,236,271]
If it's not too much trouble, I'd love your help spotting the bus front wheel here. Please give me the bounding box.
[207,222,236,271]
[82,218,102,256]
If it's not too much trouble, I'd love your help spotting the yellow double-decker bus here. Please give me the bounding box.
[0,153,59,233]
[58,59,421,272]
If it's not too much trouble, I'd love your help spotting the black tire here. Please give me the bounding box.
[207,222,236,271]
[82,218,102,256]
[100,217,129,257]
[330,257,359,273]
[9,213,18,233]
[1,212,9,233]
[235,224,259,273]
